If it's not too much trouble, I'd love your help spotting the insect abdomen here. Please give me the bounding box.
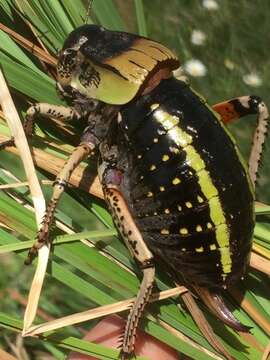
[120,78,254,288]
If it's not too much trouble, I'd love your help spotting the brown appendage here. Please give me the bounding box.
[25,143,92,265]
[103,186,155,359]
[0,104,80,151]
[213,96,269,185]
[24,103,80,137]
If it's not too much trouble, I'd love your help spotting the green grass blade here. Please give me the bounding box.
[135,0,147,36]
[92,0,126,30]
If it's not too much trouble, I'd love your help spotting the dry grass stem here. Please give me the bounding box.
[181,291,233,360]
[23,286,187,336]
[255,201,270,208]
[157,319,223,360]
[0,23,57,66]
[0,69,47,333]
[252,244,270,259]
[262,340,270,360]
[230,288,270,335]
[0,180,52,189]
[0,133,103,199]
[0,71,45,219]
[15,0,52,55]
[250,252,270,275]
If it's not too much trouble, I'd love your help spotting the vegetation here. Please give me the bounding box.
[0,1,269,359]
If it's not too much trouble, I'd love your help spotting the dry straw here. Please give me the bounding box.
[0,69,47,333]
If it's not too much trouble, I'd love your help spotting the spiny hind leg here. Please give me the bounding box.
[99,149,155,359]
[104,186,155,359]
[213,96,269,185]
[25,140,94,265]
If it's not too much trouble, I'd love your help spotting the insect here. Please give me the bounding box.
[17,25,268,358]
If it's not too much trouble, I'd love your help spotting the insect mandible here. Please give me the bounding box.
[19,24,269,359]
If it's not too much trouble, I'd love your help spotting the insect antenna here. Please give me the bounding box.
[84,0,94,24]
[12,4,58,54]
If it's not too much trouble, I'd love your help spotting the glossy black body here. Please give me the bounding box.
[118,78,254,288]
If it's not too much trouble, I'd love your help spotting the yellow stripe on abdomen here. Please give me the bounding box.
[154,107,232,280]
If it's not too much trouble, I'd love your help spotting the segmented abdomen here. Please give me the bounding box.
[120,78,254,289]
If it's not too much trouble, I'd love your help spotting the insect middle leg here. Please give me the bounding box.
[213,96,269,185]
[99,147,155,359]
[25,140,95,265]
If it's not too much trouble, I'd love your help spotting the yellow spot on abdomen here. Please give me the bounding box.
[179,227,188,235]
[172,177,181,185]
[161,229,169,234]
[162,154,170,162]
[197,195,204,203]
[151,103,159,111]
[196,246,204,252]
[169,146,180,154]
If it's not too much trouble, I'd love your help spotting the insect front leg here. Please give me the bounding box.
[0,103,81,151]
[213,96,269,185]
[0,138,16,150]
[99,147,155,359]
[24,103,82,137]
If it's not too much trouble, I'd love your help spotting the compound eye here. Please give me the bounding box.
[63,48,77,56]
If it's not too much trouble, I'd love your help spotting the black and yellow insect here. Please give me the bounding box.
[20,25,268,359]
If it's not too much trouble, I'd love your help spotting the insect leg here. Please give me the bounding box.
[24,103,81,137]
[0,104,80,151]
[99,151,155,359]
[0,138,15,150]
[213,96,264,124]
[25,140,95,265]
[213,96,269,185]
[104,186,155,359]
